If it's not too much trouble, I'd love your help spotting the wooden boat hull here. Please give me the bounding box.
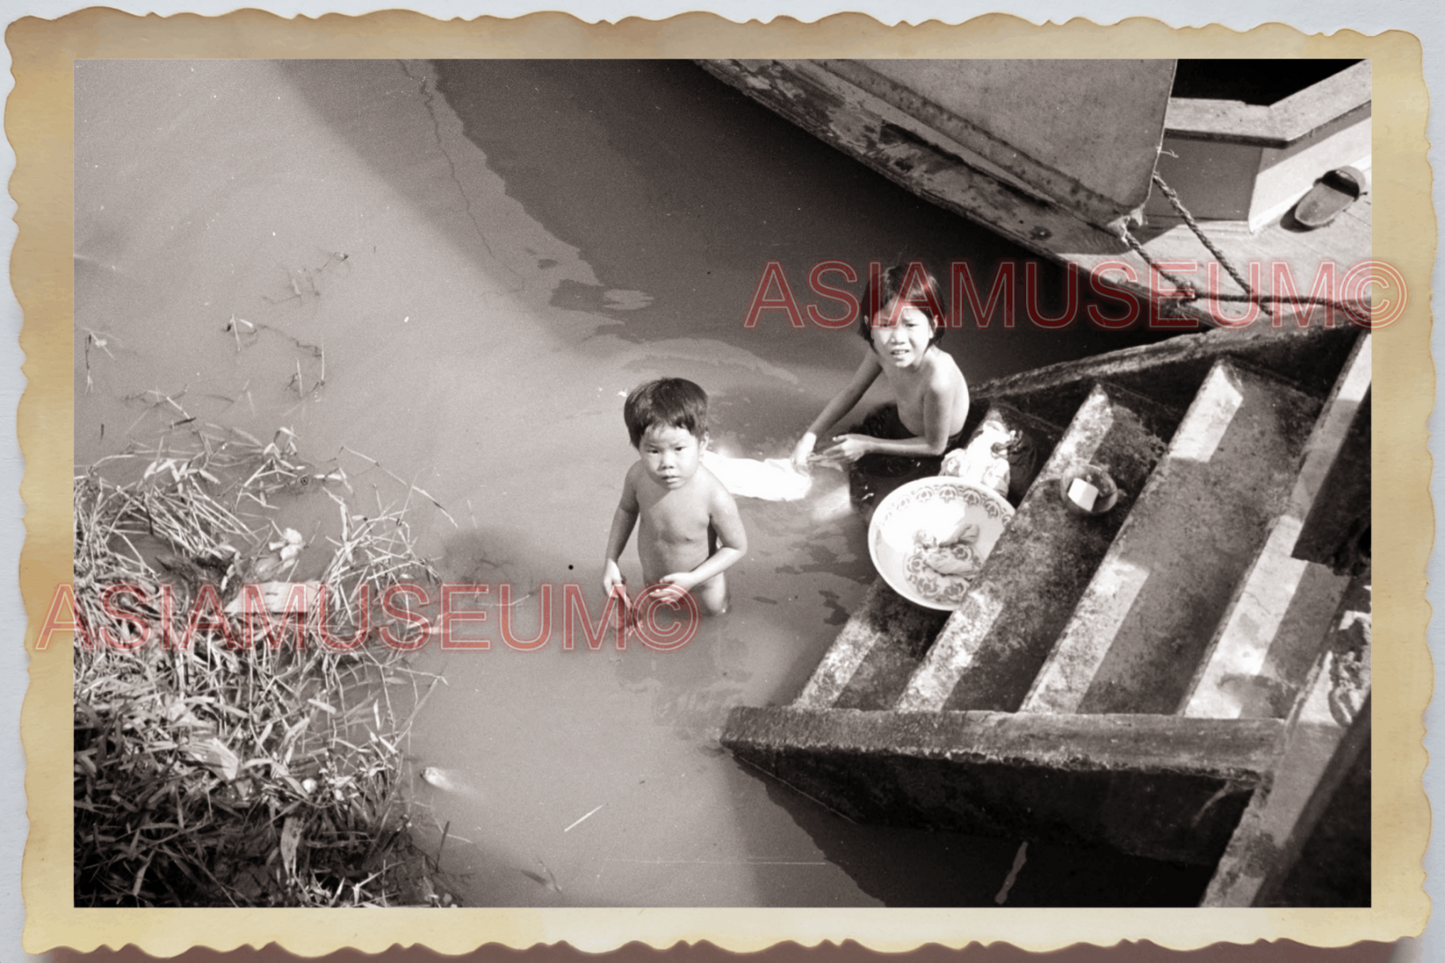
[700,59,1373,328]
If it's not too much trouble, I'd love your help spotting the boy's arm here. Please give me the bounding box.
[792,353,882,469]
[656,484,747,594]
[828,367,967,462]
[603,469,641,599]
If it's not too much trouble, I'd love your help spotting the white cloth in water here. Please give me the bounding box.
[701,450,813,501]
[942,422,1013,498]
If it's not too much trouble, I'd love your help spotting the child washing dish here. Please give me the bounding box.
[791,262,970,506]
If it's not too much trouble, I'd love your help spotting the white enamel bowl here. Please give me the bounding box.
[868,477,1015,611]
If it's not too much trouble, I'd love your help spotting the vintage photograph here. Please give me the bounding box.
[70,56,1373,912]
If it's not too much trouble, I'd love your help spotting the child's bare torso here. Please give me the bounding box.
[879,347,970,438]
[634,466,722,584]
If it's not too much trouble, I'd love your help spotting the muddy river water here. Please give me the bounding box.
[75,59,1204,906]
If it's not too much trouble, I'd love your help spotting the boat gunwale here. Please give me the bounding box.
[1163,60,1370,148]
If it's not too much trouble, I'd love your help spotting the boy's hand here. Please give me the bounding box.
[602,561,630,607]
[652,573,697,605]
[825,433,874,464]
[790,433,818,473]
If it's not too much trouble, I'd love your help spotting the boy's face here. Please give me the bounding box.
[870,302,936,369]
[638,423,705,490]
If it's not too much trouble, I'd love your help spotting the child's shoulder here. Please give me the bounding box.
[926,346,968,385]
[697,465,739,504]
[622,459,652,496]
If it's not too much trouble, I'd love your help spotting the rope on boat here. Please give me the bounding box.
[1118,173,1367,320]
[1151,173,1271,316]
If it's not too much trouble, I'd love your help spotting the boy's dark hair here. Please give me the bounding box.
[623,378,710,448]
[858,262,947,348]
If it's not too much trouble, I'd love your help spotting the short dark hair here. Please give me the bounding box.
[623,378,710,448]
[858,262,947,347]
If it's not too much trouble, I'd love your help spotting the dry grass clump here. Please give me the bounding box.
[73,426,454,907]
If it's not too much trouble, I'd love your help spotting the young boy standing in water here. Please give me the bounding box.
[603,378,747,616]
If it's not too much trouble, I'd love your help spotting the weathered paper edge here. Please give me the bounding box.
[12,9,1431,955]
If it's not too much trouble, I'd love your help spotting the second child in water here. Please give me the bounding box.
[792,263,971,500]
[603,378,747,616]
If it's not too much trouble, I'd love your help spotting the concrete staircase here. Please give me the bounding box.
[722,323,1371,905]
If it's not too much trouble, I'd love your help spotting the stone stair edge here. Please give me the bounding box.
[970,324,1359,407]
[1176,338,1371,718]
[898,379,1181,713]
[1018,356,1328,715]
[722,705,1284,778]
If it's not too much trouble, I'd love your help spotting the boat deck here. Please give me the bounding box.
[698,58,1374,329]
[1095,188,1372,326]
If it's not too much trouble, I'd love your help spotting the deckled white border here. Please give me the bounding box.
[2,3,1440,960]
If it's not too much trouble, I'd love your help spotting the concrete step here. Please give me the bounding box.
[1201,573,1371,905]
[1181,335,1370,719]
[1021,359,1323,716]
[818,403,1066,710]
[968,322,1356,431]
[793,580,950,710]
[829,584,951,711]
[722,705,1281,865]
[898,382,1182,712]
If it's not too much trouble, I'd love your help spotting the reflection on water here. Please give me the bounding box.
[75,58,1201,907]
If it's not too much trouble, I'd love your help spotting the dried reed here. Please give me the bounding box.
[74,425,453,907]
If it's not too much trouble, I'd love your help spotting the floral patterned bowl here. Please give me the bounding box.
[868,477,1015,610]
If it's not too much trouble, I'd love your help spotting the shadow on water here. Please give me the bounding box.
[738,763,1215,907]
[436,524,550,588]
[612,617,750,740]
[276,58,1179,388]
[429,59,1178,375]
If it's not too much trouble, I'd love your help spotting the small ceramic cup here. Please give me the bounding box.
[1058,464,1120,516]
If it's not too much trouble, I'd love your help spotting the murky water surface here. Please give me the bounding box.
[75,59,1204,906]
